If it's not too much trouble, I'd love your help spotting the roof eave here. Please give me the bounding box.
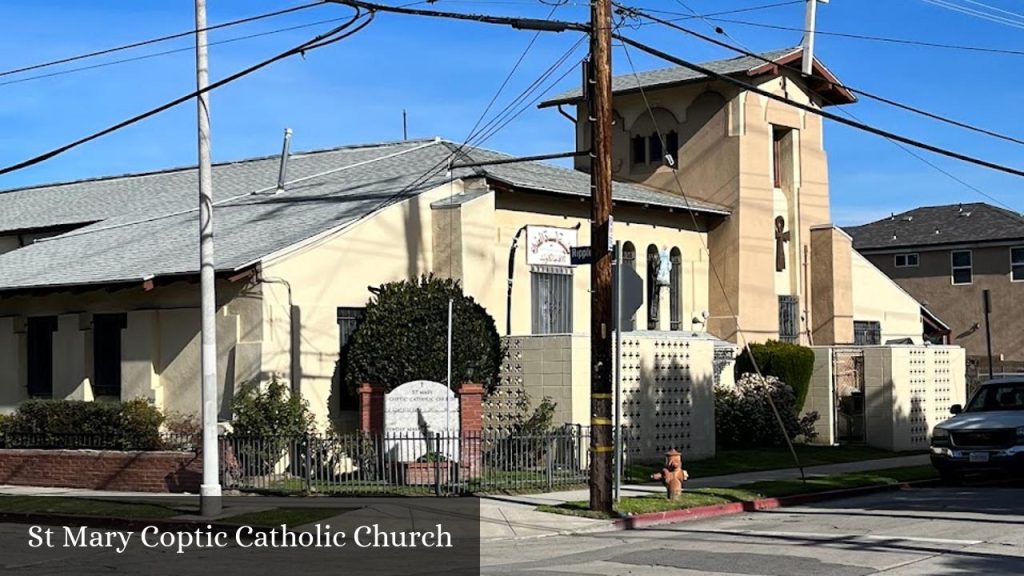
[484,175,731,216]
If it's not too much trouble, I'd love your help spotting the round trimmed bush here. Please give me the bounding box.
[715,373,819,448]
[344,275,503,393]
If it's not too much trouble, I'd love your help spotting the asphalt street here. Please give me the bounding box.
[482,483,1024,576]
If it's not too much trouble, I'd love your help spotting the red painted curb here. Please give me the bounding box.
[609,479,939,530]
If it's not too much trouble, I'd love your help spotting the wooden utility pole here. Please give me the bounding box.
[195,0,221,517]
[588,0,614,514]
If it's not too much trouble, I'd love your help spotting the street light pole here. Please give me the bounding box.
[195,0,221,517]
[588,0,614,514]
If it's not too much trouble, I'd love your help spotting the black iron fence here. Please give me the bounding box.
[222,426,592,496]
[0,427,593,496]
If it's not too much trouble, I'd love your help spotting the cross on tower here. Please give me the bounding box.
[775,215,791,272]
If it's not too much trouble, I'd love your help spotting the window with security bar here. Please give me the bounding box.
[778,295,799,343]
[853,320,881,345]
[531,266,573,334]
[669,247,682,330]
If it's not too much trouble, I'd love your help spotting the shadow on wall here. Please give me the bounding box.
[629,352,715,463]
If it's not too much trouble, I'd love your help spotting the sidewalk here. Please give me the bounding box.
[474,453,931,539]
[0,453,931,541]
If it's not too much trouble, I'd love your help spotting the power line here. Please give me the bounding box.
[615,6,1024,148]
[919,0,1024,30]
[0,9,373,177]
[611,32,1024,179]
[711,18,1024,56]
[0,15,361,88]
[0,2,326,79]
[638,7,1015,213]
[644,7,1018,213]
[616,30,806,478]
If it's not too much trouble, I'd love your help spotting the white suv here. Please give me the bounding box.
[930,377,1024,483]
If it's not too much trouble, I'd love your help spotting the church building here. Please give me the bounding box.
[0,47,934,430]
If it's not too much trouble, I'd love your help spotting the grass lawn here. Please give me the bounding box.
[539,465,938,519]
[625,445,922,483]
[0,496,184,519]
[220,507,352,527]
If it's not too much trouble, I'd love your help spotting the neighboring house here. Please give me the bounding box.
[0,47,943,428]
[847,202,1024,367]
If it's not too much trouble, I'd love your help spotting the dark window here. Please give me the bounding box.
[670,248,682,330]
[92,313,126,398]
[665,130,679,167]
[894,253,919,268]
[622,242,637,331]
[853,320,881,345]
[771,126,789,188]
[778,296,799,343]
[648,134,663,166]
[337,307,366,353]
[531,266,573,334]
[631,135,646,166]
[951,250,972,285]
[26,316,57,398]
[647,245,660,330]
[336,307,366,411]
[1012,247,1024,281]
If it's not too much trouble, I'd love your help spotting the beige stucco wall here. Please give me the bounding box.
[573,74,835,345]
[0,279,261,418]
[851,251,924,344]
[862,244,1024,361]
[494,190,712,337]
[810,225,854,345]
[258,181,457,425]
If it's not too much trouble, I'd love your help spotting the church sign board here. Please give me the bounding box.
[526,225,578,267]
[384,380,460,463]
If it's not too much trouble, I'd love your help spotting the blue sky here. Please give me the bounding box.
[1,0,1023,225]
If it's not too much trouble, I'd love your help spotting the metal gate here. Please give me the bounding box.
[833,348,866,443]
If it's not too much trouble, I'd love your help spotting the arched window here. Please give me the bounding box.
[631,135,646,166]
[665,131,679,167]
[670,248,682,330]
[647,245,660,330]
[648,134,663,165]
[622,242,636,331]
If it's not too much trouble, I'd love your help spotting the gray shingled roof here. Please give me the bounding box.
[540,47,801,107]
[0,139,728,291]
[845,203,1024,251]
[451,144,729,214]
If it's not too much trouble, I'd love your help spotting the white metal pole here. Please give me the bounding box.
[195,0,221,517]
[446,298,453,435]
[613,240,622,502]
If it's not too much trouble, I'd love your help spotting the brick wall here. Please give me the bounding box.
[0,449,202,493]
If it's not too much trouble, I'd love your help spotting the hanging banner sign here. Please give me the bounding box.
[526,226,578,267]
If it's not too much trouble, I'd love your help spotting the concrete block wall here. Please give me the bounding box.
[805,347,836,445]
[490,335,576,431]
[864,346,965,452]
[618,333,718,462]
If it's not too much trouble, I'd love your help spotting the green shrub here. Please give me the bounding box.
[715,373,819,448]
[230,375,315,475]
[344,275,504,394]
[231,375,314,437]
[734,340,815,412]
[0,399,165,450]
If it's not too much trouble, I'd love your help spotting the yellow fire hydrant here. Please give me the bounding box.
[650,449,689,500]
